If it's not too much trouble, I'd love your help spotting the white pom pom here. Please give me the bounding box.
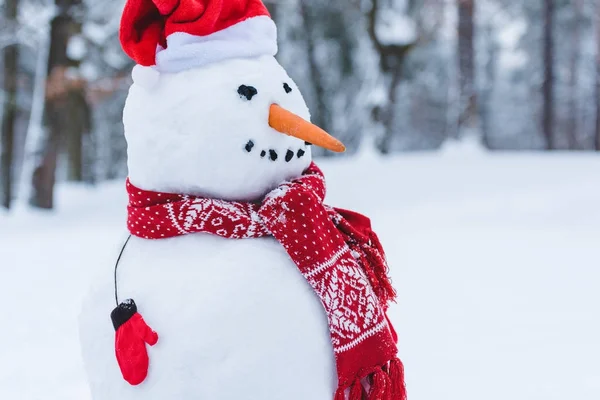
[132,65,160,89]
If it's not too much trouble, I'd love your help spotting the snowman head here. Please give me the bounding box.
[120,0,344,201]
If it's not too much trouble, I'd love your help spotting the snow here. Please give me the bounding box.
[497,19,528,70]
[131,65,160,89]
[83,22,117,46]
[17,23,50,203]
[439,135,487,156]
[123,56,312,202]
[79,61,100,82]
[1,152,600,400]
[103,46,131,69]
[79,229,337,399]
[67,35,87,61]
[375,10,417,46]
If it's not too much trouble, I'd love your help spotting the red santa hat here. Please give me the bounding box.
[120,0,277,73]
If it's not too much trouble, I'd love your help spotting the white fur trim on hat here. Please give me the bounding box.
[154,16,277,73]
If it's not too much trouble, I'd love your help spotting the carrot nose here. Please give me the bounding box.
[268,104,346,153]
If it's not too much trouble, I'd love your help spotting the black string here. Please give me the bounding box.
[114,235,132,306]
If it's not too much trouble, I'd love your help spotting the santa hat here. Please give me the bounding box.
[120,0,277,73]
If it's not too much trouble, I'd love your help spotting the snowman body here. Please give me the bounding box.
[79,234,337,399]
[79,55,339,399]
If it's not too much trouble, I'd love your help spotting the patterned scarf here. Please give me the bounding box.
[126,163,406,400]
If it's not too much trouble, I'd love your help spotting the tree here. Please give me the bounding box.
[298,1,332,136]
[542,0,555,150]
[30,0,86,208]
[457,0,480,141]
[480,23,498,146]
[367,0,417,154]
[273,0,374,155]
[566,0,583,150]
[1,0,20,209]
[596,0,600,151]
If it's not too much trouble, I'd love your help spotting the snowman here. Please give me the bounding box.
[78,1,406,399]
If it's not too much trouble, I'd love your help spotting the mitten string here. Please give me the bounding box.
[114,235,132,306]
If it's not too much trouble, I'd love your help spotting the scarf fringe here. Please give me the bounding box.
[333,208,396,307]
[366,231,397,304]
[349,378,365,400]
[368,368,389,400]
[342,229,396,307]
[337,358,407,400]
[388,357,407,400]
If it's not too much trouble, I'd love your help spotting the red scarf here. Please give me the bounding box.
[126,163,406,400]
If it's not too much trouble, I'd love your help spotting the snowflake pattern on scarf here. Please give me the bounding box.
[126,163,404,399]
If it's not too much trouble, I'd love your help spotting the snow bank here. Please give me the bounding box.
[1,153,599,400]
[439,136,487,156]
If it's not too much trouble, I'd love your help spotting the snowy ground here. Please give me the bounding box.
[1,151,599,400]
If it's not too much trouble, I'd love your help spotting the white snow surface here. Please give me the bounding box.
[1,152,600,399]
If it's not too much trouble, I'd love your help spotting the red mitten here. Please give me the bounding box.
[111,299,158,385]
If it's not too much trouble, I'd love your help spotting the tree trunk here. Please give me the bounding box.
[378,67,402,154]
[264,1,277,21]
[596,0,600,151]
[17,32,50,204]
[367,0,416,154]
[457,0,479,139]
[298,2,331,134]
[480,24,497,149]
[542,0,555,150]
[567,0,583,150]
[1,0,19,209]
[65,86,92,181]
[30,4,80,209]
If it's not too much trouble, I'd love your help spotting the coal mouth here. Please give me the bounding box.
[244,140,307,163]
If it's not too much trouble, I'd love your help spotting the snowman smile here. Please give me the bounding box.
[244,140,307,162]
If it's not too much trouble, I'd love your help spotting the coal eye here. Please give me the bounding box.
[283,83,292,94]
[238,85,258,100]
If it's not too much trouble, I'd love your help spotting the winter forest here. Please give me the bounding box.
[1,0,600,210]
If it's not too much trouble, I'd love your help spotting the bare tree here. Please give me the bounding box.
[367,0,417,154]
[596,0,600,151]
[30,0,84,208]
[65,79,92,182]
[1,0,20,209]
[457,0,480,141]
[566,0,583,150]
[298,1,332,136]
[480,24,497,146]
[542,0,555,150]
